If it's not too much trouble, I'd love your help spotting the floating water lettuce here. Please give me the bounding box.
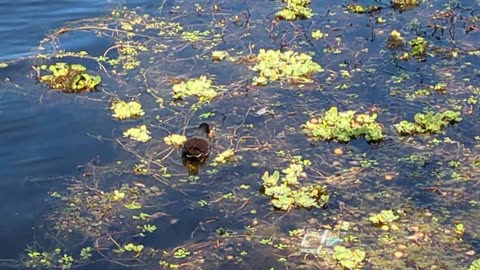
[470,259,480,270]
[172,75,222,105]
[410,36,427,60]
[332,246,366,269]
[212,148,235,165]
[369,209,400,230]
[164,134,187,147]
[123,125,151,142]
[276,0,313,20]
[387,30,405,49]
[111,100,145,120]
[38,63,101,93]
[302,106,385,142]
[211,50,230,61]
[392,0,420,10]
[311,29,327,40]
[252,49,323,85]
[395,111,462,135]
[261,157,328,211]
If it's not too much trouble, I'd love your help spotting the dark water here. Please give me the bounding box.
[0,0,122,260]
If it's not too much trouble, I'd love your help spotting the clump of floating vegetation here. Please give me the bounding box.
[395,111,462,135]
[211,50,230,62]
[346,3,381,14]
[50,183,162,237]
[387,30,405,49]
[392,0,420,10]
[38,63,101,93]
[368,209,400,230]
[123,124,152,142]
[110,100,145,120]
[311,29,328,40]
[302,106,385,142]
[251,49,323,85]
[212,148,236,166]
[172,75,223,107]
[332,246,366,269]
[276,0,314,20]
[163,134,187,147]
[261,157,329,210]
[409,36,428,60]
[470,259,480,270]
[24,246,91,269]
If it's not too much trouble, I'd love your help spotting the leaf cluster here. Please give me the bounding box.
[302,106,385,142]
[163,134,187,147]
[261,158,329,211]
[276,0,313,20]
[346,3,381,14]
[368,209,400,225]
[123,125,152,142]
[110,100,145,120]
[212,148,235,165]
[392,0,420,11]
[395,111,462,135]
[409,36,427,58]
[252,49,323,85]
[332,246,366,269]
[39,63,101,93]
[172,75,221,105]
[470,259,480,270]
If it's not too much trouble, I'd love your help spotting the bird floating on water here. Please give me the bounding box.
[181,123,211,162]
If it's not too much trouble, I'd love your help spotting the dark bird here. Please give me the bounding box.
[181,123,211,162]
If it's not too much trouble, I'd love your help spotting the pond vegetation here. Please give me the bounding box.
[1,0,480,269]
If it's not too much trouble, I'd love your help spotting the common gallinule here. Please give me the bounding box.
[181,123,210,162]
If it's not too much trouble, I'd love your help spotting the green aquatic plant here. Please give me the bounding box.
[38,63,101,93]
[212,148,235,165]
[302,106,385,142]
[211,50,230,61]
[110,100,145,120]
[470,259,480,270]
[395,111,462,135]
[58,254,74,269]
[79,247,92,261]
[409,36,427,60]
[251,49,323,85]
[311,29,328,40]
[392,0,420,11]
[332,246,366,269]
[261,157,329,211]
[454,223,465,236]
[346,3,381,14]
[387,30,405,49]
[369,209,400,230]
[24,248,77,270]
[173,247,191,259]
[123,243,144,254]
[50,183,162,237]
[369,210,399,224]
[25,249,55,268]
[163,134,187,147]
[276,0,313,20]
[123,125,152,142]
[172,75,223,106]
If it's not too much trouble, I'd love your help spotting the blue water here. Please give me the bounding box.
[0,0,123,260]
